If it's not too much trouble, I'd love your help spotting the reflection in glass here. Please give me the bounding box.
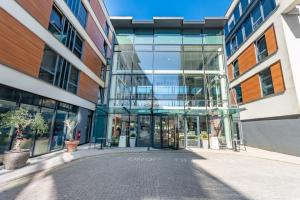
[154,29,182,44]
[153,75,185,100]
[183,29,203,44]
[185,75,205,107]
[137,116,151,147]
[153,52,181,70]
[204,52,220,71]
[133,52,153,71]
[34,108,54,155]
[182,52,203,70]
[51,111,67,151]
[0,100,16,154]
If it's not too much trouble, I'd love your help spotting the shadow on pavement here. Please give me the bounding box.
[0,150,250,200]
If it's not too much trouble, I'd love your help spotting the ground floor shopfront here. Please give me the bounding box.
[0,84,94,157]
[100,109,240,149]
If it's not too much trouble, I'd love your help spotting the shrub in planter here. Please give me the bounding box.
[0,108,48,170]
[64,119,79,152]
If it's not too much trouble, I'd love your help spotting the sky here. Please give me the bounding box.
[103,0,232,20]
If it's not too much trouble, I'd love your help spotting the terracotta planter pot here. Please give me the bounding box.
[3,150,30,170]
[65,140,80,152]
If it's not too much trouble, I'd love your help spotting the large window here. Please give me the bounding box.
[49,6,84,58]
[0,84,81,157]
[256,35,268,61]
[260,68,274,96]
[39,46,80,94]
[64,0,87,27]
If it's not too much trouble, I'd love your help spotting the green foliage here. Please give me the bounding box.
[32,113,48,134]
[0,107,48,151]
[0,108,31,132]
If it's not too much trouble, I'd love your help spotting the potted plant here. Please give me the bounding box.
[129,133,136,147]
[64,119,79,152]
[0,108,48,170]
[200,132,209,149]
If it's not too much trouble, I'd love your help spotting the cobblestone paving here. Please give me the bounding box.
[1,150,300,200]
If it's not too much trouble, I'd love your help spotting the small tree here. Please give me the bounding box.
[0,108,48,152]
[64,119,78,141]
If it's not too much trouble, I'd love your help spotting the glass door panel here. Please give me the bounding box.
[51,111,67,151]
[153,116,161,148]
[161,116,169,148]
[34,108,54,155]
[137,116,151,147]
[168,116,176,148]
[186,116,200,147]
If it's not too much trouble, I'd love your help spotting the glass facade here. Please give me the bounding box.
[104,25,235,149]
[0,84,93,157]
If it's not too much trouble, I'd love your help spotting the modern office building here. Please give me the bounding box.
[225,0,300,156]
[95,17,240,149]
[0,0,114,156]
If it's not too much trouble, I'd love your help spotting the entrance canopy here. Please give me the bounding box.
[96,105,243,116]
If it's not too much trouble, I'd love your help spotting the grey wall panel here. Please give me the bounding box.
[242,116,300,157]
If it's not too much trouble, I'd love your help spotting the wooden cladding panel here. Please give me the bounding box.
[238,44,257,75]
[0,9,45,77]
[270,61,285,94]
[90,0,107,29]
[17,0,53,28]
[86,14,105,54]
[228,64,234,82]
[265,25,278,55]
[78,73,99,103]
[82,43,102,76]
[241,74,262,103]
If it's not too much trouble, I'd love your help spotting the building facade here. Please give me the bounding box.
[0,0,114,157]
[97,17,239,149]
[225,0,300,156]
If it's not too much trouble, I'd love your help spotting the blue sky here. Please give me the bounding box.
[103,0,232,20]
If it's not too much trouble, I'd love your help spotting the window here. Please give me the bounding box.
[256,35,268,61]
[78,2,87,27]
[261,0,276,18]
[39,47,59,84]
[105,22,110,37]
[100,64,106,81]
[49,6,84,59]
[39,46,80,94]
[73,35,83,58]
[252,3,263,30]
[65,0,87,27]
[235,85,243,103]
[154,29,182,44]
[49,6,63,40]
[243,16,253,38]
[228,15,235,31]
[260,68,274,96]
[67,67,79,94]
[240,0,250,13]
[233,60,239,78]
[236,28,244,46]
[231,36,238,53]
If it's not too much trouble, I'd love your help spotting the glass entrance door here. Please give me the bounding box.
[152,115,177,149]
[137,115,151,147]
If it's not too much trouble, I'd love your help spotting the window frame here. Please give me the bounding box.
[255,34,268,62]
[259,67,274,97]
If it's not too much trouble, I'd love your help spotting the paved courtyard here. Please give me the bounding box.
[1,150,300,200]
